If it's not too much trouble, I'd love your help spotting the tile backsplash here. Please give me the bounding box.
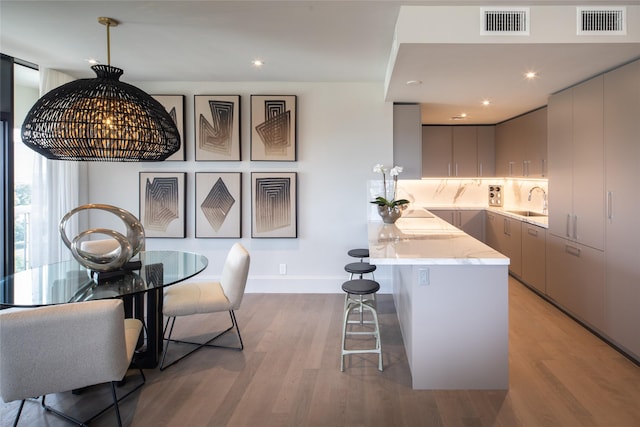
[394,178,548,211]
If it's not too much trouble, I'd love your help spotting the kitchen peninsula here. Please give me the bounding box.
[368,208,509,389]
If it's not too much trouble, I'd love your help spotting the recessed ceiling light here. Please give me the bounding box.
[252,59,265,67]
[451,113,468,121]
[525,71,537,79]
[406,80,422,86]
[87,58,99,65]
[482,99,491,106]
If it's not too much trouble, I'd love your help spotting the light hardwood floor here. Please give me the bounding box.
[2,277,640,427]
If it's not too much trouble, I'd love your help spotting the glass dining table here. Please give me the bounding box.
[0,250,208,369]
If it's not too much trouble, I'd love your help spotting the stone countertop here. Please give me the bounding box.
[485,207,548,228]
[418,205,549,229]
[368,209,509,266]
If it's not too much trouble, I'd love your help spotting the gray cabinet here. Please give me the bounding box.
[485,211,501,251]
[459,210,485,242]
[393,104,423,179]
[452,127,478,177]
[422,126,452,177]
[547,77,604,251]
[546,73,606,340]
[495,108,547,177]
[477,126,495,177]
[521,222,546,294]
[484,212,521,277]
[501,214,522,278]
[430,209,484,241]
[495,119,523,176]
[547,234,605,332]
[603,59,640,359]
[522,108,548,177]
[422,126,495,177]
[486,213,545,292]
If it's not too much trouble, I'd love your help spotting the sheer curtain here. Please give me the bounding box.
[29,69,88,267]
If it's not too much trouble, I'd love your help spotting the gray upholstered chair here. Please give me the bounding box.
[161,242,250,370]
[0,299,145,427]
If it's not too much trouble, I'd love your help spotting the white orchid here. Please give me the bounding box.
[371,164,409,208]
[373,164,386,174]
[389,166,403,177]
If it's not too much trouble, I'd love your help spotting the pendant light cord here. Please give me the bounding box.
[106,21,111,65]
[98,17,118,66]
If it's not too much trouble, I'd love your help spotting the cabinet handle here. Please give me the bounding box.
[448,163,451,177]
[504,218,511,236]
[573,215,578,240]
[541,159,546,177]
[527,228,538,237]
[607,191,613,222]
[566,214,571,238]
[523,160,528,176]
[509,161,514,176]
[455,163,459,177]
[479,162,483,177]
[565,245,581,257]
[457,211,462,226]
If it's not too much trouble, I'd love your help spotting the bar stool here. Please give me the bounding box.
[340,279,383,372]
[344,262,377,316]
[347,248,369,262]
[344,262,376,280]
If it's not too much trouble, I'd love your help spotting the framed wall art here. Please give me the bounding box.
[251,172,297,238]
[194,95,241,161]
[139,172,186,238]
[250,95,297,161]
[151,95,186,161]
[195,172,242,238]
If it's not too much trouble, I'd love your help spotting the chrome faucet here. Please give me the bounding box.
[528,186,547,214]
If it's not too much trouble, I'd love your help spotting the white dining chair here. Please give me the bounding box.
[0,299,145,427]
[160,242,250,370]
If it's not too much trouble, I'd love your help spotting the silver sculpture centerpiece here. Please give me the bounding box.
[59,204,145,272]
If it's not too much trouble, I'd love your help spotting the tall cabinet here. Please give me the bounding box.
[546,76,605,332]
[547,76,605,251]
[603,60,640,359]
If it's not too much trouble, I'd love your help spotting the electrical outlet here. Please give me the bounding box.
[418,268,429,286]
[279,264,287,275]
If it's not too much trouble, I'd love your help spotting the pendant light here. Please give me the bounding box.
[21,17,181,161]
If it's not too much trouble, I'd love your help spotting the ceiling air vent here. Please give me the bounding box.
[577,7,626,35]
[481,7,530,36]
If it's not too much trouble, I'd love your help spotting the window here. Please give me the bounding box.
[1,54,39,276]
[13,64,39,271]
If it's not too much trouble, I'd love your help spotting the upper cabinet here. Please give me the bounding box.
[423,126,453,177]
[495,107,548,177]
[422,125,495,177]
[476,126,495,179]
[393,104,423,179]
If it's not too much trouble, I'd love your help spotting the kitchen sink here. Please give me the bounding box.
[506,210,548,217]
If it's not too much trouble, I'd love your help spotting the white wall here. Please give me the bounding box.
[87,82,393,293]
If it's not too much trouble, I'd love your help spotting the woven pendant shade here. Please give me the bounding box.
[21,64,181,161]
